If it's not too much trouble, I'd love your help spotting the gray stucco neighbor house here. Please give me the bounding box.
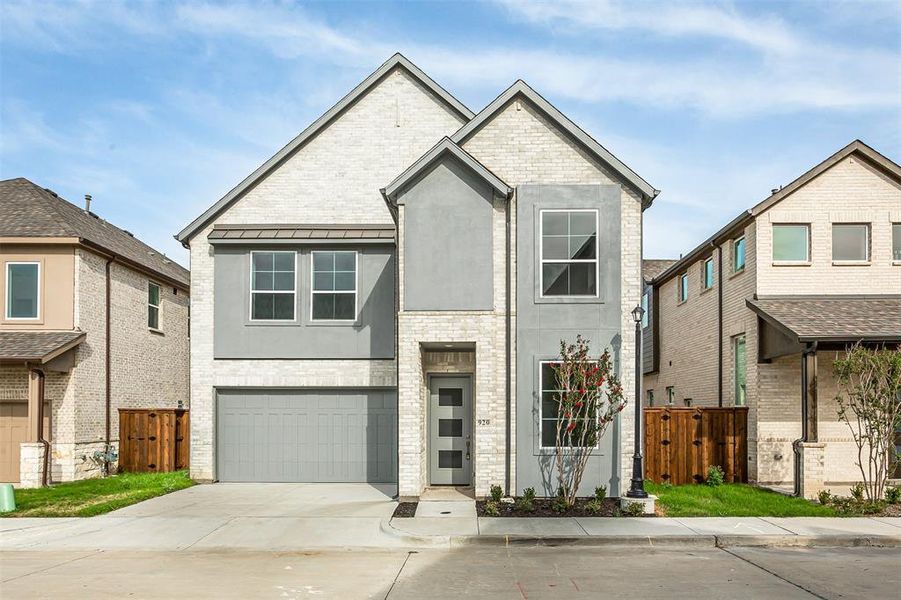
[177,53,658,499]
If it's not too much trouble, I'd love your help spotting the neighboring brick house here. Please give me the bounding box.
[176,54,658,499]
[642,141,901,497]
[0,178,190,487]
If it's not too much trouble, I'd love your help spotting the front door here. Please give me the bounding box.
[428,376,472,485]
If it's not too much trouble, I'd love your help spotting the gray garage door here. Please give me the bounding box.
[216,389,396,483]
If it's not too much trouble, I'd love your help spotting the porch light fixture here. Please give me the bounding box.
[626,304,648,499]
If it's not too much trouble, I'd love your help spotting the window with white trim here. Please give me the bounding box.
[733,237,746,272]
[539,361,599,448]
[640,291,649,328]
[148,282,161,330]
[678,272,689,302]
[539,209,598,297]
[311,250,357,321]
[702,257,714,290]
[5,262,39,320]
[894,224,901,262]
[250,251,296,321]
[832,223,869,262]
[773,224,809,262]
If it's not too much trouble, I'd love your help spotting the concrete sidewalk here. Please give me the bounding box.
[387,514,901,548]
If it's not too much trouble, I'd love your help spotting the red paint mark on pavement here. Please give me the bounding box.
[571,578,581,592]
[516,581,528,599]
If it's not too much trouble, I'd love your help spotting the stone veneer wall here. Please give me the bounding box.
[188,67,465,481]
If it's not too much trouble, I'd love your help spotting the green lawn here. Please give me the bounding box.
[646,482,837,517]
[3,470,195,518]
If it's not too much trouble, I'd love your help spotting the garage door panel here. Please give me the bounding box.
[217,389,397,483]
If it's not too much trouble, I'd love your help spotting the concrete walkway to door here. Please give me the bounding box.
[0,483,404,552]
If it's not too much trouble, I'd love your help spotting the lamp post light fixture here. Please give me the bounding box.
[626,304,648,499]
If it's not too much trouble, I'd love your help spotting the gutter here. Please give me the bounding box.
[104,256,115,476]
[504,189,513,496]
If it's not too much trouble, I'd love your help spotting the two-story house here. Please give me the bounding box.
[176,54,658,499]
[642,141,901,498]
[0,178,190,487]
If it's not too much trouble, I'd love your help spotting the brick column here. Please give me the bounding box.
[797,441,826,499]
[19,442,46,489]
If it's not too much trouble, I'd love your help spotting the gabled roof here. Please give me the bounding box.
[748,296,901,343]
[650,140,901,286]
[381,137,512,204]
[642,259,678,283]
[0,178,189,288]
[176,53,474,244]
[450,80,659,204]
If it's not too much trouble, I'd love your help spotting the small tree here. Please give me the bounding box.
[834,344,901,502]
[551,335,626,507]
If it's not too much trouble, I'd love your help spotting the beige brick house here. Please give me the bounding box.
[177,54,657,499]
[642,141,901,497]
[0,178,190,487]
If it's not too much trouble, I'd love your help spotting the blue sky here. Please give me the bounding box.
[2,0,899,266]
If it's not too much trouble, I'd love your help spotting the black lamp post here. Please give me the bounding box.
[626,304,648,499]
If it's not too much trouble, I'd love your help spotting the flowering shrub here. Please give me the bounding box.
[550,335,626,507]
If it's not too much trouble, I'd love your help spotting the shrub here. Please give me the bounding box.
[585,499,604,515]
[817,490,833,506]
[594,486,607,501]
[624,502,645,517]
[490,484,503,502]
[483,500,500,517]
[706,465,725,487]
[522,487,536,502]
[551,495,569,514]
[514,496,534,512]
[885,486,901,504]
[850,482,865,502]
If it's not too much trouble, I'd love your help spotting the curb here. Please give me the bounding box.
[383,519,901,549]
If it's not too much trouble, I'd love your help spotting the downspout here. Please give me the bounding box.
[381,188,401,500]
[104,256,114,476]
[716,243,723,406]
[32,366,50,487]
[504,189,512,496]
[794,341,818,495]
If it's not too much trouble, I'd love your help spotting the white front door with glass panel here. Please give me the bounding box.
[428,376,472,485]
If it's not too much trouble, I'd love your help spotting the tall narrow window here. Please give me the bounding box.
[734,334,747,406]
[641,291,649,328]
[250,251,296,321]
[5,262,39,320]
[733,237,746,272]
[832,223,869,262]
[311,250,357,321]
[893,224,901,262]
[148,282,161,330]
[678,272,689,302]
[539,361,599,448]
[772,224,809,262]
[647,389,654,407]
[540,210,598,297]
[702,257,714,290]
[666,386,675,404]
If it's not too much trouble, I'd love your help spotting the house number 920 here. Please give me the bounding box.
[477,419,491,426]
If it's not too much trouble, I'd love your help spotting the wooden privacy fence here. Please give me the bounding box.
[644,406,748,485]
[118,409,189,473]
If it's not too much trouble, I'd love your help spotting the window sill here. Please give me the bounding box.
[700,286,714,295]
[306,319,361,328]
[535,295,604,305]
[894,260,901,266]
[772,261,811,267]
[832,260,871,266]
[246,320,299,327]
[729,267,745,280]
[149,328,164,336]
[677,299,688,306]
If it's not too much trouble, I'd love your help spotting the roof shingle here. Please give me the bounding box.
[0,331,86,362]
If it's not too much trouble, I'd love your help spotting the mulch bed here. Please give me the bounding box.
[392,502,418,518]
[476,497,631,518]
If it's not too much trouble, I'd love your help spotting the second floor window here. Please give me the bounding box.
[733,237,746,272]
[702,257,714,289]
[894,224,901,262]
[678,272,689,302]
[772,224,809,262]
[832,223,869,262]
[641,291,649,328]
[540,209,598,297]
[251,251,296,321]
[148,282,161,330]
[5,262,39,320]
[311,250,357,321]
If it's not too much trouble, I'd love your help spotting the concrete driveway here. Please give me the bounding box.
[0,483,402,552]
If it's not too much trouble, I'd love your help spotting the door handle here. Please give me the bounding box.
[466,439,471,461]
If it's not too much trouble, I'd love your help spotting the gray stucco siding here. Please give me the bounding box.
[515,184,623,496]
[399,156,495,311]
[213,245,395,359]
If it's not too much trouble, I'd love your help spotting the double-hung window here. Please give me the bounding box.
[311,250,357,321]
[734,334,747,406]
[148,282,161,330]
[5,262,39,320]
[539,361,599,448]
[733,237,746,272]
[678,272,689,302]
[702,257,714,290]
[540,210,598,297]
[772,224,809,262]
[832,223,869,262]
[250,251,296,321]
